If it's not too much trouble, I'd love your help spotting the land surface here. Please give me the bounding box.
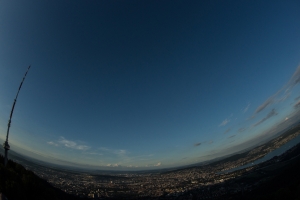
[1,124,300,199]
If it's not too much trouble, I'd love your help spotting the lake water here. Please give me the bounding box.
[219,134,300,174]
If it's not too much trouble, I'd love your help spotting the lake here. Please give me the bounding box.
[219,134,300,174]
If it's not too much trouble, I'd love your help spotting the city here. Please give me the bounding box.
[11,124,300,199]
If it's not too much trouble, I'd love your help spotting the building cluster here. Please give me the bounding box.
[217,130,300,172]
[23,163,234,198]
[15,128,300,199]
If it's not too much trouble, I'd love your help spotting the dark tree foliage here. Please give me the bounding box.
[0,155,85,200]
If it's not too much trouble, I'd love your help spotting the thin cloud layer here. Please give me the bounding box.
[224,128,231,134]
[106,163,121,167]
[194,142,201,147]
[98,147,128,156]
[238,127,247,133]
[58,137,90,150]
[255,96,274,114]
[294,100,300,108]
[219,118,230,126]
[278,92,290,103]
[254,109,278,127]
[115,149,127,156]
[143,162,162,167]
[228,135,235,139]
[243,103,251,113]
[47,137,90,150]
[288,65,300,86]
[47,141,58,146]
[85,152,103,156]
[255,65,300,114]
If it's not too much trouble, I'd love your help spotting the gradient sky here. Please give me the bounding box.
[1,0,300,170]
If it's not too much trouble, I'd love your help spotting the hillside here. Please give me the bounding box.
[0,154,87,200]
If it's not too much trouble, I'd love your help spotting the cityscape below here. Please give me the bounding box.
[1,122,300,199]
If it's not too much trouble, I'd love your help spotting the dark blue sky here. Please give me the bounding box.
[0,0,300,169]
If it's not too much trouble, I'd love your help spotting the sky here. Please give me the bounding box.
[0,0,300,170]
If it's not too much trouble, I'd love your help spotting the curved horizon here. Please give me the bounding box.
[1,0,300,171]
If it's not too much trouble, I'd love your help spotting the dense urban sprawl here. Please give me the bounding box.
[14,128,300,199]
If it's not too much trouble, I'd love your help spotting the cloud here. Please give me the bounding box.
[99,147,128,156]
[288,65,300,87]
[47,141,58,146]
[247,115,256,120]
[228,135,236,139]
[130,154,154,161]
[47,137,90,151]
[219,118,230,126]
[126,165,139,168]
[278,92,290,102]
[99,147,109,151]
[115,149,127,156]
[208,140,213,144]
[253,109,278,127]
[255,65,300,113]
[106,163,121,167]
[224,128,231,134]
[238,127,247,133]
[243,103,251,113]
[194,142,201,147]
[144,162,162,167]
[255,96,274,114]
[294,100,300,109]
[85,152,103,156]
[58,137,90,150]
